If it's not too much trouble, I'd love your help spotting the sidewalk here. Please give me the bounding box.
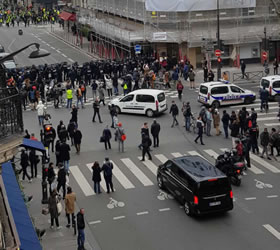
[23,172,101,250]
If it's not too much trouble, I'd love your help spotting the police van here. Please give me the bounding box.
[198,81,256,108]
[260,75,280,101]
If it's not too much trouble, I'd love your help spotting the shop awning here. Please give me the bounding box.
[20,138,46,153]
[2,161,42,250]
[59,11,76,21]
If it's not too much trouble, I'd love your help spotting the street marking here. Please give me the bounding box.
[89,220,102,225]
[267,195,278,198]
[204,149,219,159]
[61,53,67,58]
[51,46,55,50]
[110,161,135,189]
[257,112,278,116]
[137,211,149,216]
[220,148,264,175]
[113,216,125,220]
[138,157,158,175]
[187,151,207,160]
[155,154,169,163]
[264,123,280,126]
[68,58,74,63]
[250,154,280,173]
[255,106,279,111]
[86,163,107,192]
[7,38,16,52]
[46,44,50,47]
[255,179,273,189]
[159,208,170,212]
[171,152,183,157]
[56,50,62,53]
[42,41,46,44]
[121,158,154,186]
[70,166,95,196]
[245,197,257,200]
[233,102,277,108]
[257,117,279,121]
[263,224,280,240]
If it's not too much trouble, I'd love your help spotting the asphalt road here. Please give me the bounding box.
[3,24,280,250]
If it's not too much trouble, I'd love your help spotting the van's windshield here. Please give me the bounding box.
[200,86,208,95]
[198,178,230,196]
[261,79,270,88]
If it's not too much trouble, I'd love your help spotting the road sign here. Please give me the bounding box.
[262,51,268,60]
[215,49,221,57]
[135,44,141,54]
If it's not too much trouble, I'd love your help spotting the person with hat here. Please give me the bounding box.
[101,157,114,193]
[115,122,125,152]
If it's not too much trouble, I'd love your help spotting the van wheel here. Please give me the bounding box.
[212,101,220,109]
[146,109,154,117]
[115,106,121,114]
[184,201,192,216]
[157,174,165,189]
[274,94,280,102]
[244,97,251,104]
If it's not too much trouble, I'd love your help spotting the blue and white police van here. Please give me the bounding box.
[198,81,256,108]
[260,75,280,101]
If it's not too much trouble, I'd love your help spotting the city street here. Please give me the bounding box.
[2,24,280,250]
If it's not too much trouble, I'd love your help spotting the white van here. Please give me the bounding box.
[198,81,256,108]
[108,89,167,117]
[260,75,280,101]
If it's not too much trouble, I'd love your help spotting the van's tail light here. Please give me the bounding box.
[236,169,241,174]
[194,196,199,205]
[207,93,210,100]
[269,86,272,95]
[156,100,159,110]
[230,190,233,199]
[208,178,217,182]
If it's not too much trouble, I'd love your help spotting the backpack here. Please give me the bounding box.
[104,162,113,176]
[81,85,85,92]
[177,83,183,91]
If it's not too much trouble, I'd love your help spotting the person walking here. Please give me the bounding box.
[19,150,32,182]
[170,100,179,127]
[221,110,230,139]
[67,120,77,146]
[230,119,240,148]
[213,109,221,136]
[29,149,38,178]
[194,116,205,145]
[141,133,152,161]
[270,128,280,156]
[77,208,85,250]
[151,119,160,147]
[91,79,98,100]
[91,161,102,194]
[182,102,192,131]
[48,189,61,230]
[47,162,56,192]
[76,86,84,109]
[59,141,71,174]
[260,128,271,160]
[58,125,69,143]
[65,186,76,228]
[66,86,73,109]
[36,100,46,126]
[115,122,125,153]
[92,98,103,123]
[101,157,114,193]
[110,104,117,128]
[250,124,259,154]
[102,125,112,150]
[273,58,279,75]
[71,105,78,124]
[241,61,248,79]
[73,128,82,154]
[189,69,196,89]
[205,108,212,136]
[176,80,184,101]
[57,163,67,199]
[98,85,106,106]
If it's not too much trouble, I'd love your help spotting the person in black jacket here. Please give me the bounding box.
[91,161,102,194]
[57,163,67,199]
[170,100,179,127]
[101,157,114,193]
[102,125,112,150]
[77,208,85,250]
[67,120,77,146]
[47,162,56,193]
[151,119,160,147]
[59,142,71,174]
[58,125,69,142]
[92,98,102,123]
[73,128,83,154]
[110,104,117,128]
[19,150,32,182]
[221,110,230,139]
[141,134,152,161]
[29,149,38,178]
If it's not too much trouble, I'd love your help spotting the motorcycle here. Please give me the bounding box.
[215,150,245,186]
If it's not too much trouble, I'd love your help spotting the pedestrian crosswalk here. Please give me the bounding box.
[69,148,280,197]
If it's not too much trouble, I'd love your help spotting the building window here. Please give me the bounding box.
[251,47,259,58]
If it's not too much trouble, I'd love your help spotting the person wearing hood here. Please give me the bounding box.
[36,100,46,126]
[101,157,114,193]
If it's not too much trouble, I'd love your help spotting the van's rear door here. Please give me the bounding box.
[157,92,167,112]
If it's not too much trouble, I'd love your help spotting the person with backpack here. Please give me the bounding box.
[115,122,125,153]
[170,100,179,127]
[194,116,205,145]
[141,133,152,161]
[176,80,184,101]
[101,157,114,193]
[182,102,192,131]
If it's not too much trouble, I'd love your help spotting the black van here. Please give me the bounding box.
[157,155,233,216]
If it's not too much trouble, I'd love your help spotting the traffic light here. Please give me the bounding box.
[217,57,222,63]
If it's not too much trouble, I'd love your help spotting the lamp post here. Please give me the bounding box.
[216,0,221,80]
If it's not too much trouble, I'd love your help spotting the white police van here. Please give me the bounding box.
[108,89,167,117]
[260,75,280,101]
[198,81,256,108]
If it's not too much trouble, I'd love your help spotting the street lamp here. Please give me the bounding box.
[216,0,221,80]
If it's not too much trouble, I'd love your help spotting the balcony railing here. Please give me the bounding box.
[0,87,24,139]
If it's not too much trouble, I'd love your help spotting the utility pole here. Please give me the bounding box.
[216,0,221,80]
[264,26,267,52]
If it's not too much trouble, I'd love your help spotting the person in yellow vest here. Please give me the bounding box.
[66,86,73,109]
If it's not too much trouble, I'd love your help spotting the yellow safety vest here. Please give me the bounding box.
[123,83,128,90]
[66,89,73,99]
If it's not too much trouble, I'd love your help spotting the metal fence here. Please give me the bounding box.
[232,71,264,83]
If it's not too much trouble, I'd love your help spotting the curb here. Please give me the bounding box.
[48,30,99,60]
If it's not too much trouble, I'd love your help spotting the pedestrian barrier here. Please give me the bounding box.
[233,71,263,83]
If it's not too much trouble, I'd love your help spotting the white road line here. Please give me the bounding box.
[137,211,149,216]
[51,46,55,50]
[46,44,50,47]
[42,41,46,44]
[70,166,95,196]
[121,158,154,186]
[7,39,16,52]
[267,195,278,198]
[257,117,279,121]
[113,216,125,220]
[263,224,280,240]
[171,152,183,158]
[220,148,264,175]
[155,154,169,163]
[187,151,207,160]
[257,112,278,116]
[264,123,280,126]
[68,58,75,63]
[245,197,257,200]
[159,208,170,212]
[204,149,219,159]
[170,95,178,98]
[255,106,279,111]
[250,153,280,173]
[110,160,135,189]
[89,220,102,225]
[56,50,62,53]
[234,102,277,108]
[137,157,158,176]
[86,163,107,192]
[61,53,67,58]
